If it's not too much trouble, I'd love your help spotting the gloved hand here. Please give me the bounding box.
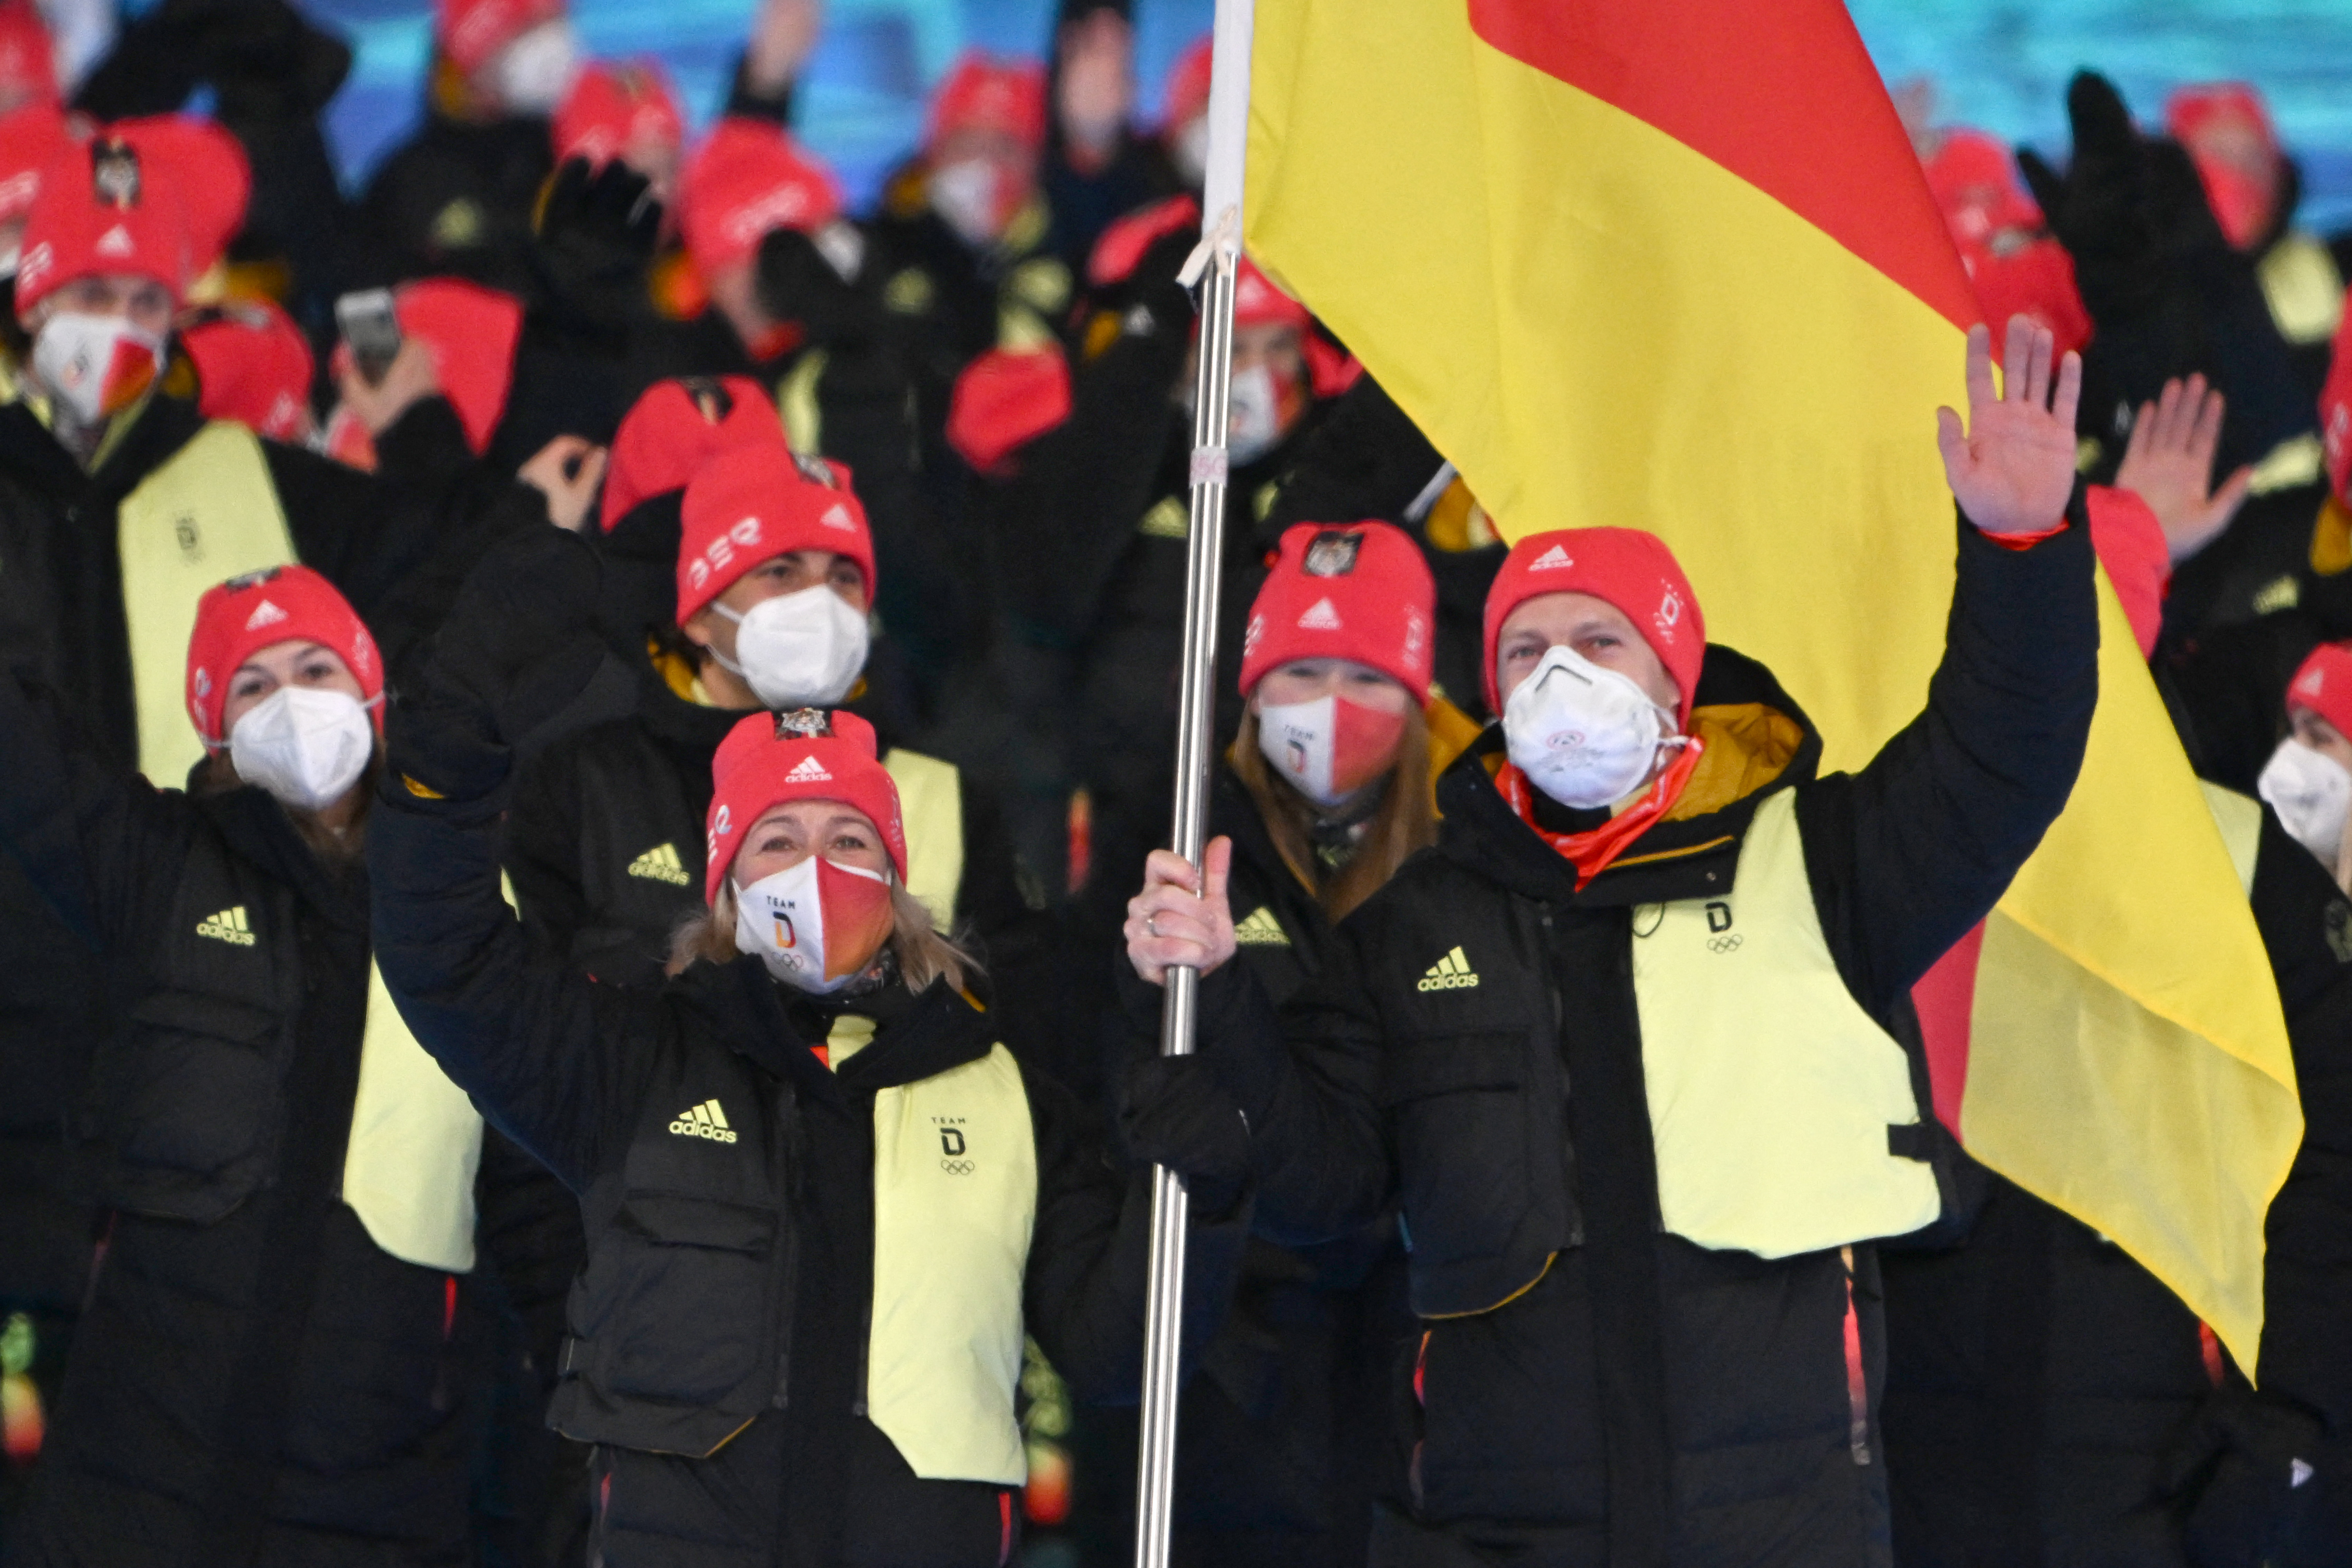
[1119,1054,1251,1216]
[394,526,606,799]
[2161,1383,2324,1568]
[534,157,665,333]
[756,224,882,349]
[2018,72,2310,474]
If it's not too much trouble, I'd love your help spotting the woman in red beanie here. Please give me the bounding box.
[1099,517,1460,1566]
[368,560,1247,1566]
[0,564,519,1566]
[1120,317,2102,1566]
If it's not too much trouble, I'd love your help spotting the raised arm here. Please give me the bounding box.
[1801,317,2101,1013]
[369,525,655,1189]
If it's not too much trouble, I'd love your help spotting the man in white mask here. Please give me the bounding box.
[1124,316,2104,1564]
[2261,643,2352,889]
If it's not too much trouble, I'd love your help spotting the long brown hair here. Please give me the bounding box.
[667,877,979,993]
[1232,702,1437,922]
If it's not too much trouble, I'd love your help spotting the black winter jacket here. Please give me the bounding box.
[369,752,1245,1568]
[1879,801,2352,1568]
[1181,512,2099,1566]
[354,111,554,299]
[0,676,495,1568]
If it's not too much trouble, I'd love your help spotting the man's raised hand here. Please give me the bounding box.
[1937,315,2084,538]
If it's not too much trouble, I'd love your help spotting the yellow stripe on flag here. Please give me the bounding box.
[1245,0,2298,1367]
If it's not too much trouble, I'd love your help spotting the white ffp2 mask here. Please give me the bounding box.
[228,687,376,812]
[2260,738,2352,866]
[493,20,581,114]
[711,584,870,710]
[33,312,164,428]
[1502,644,1680,811]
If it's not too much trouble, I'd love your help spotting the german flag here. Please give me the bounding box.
[1244,0,2300,1365]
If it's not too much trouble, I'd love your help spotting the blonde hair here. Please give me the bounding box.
[1232,702,1437,923]
[667,874,978,993]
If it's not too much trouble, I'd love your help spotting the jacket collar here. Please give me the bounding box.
[674,957,992,1100]
[0,392,207,504]
[195,781,369,929]
[1438,644,1822,909]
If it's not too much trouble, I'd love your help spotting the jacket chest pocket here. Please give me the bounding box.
[97,989,285,1217]
[574,1194,779,1406]
[1380,1032,1527,1270]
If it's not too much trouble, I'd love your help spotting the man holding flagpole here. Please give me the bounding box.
[1122,313,2095,1566]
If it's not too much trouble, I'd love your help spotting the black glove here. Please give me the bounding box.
[533,157,665,334]
[394,527,606,799]
[756,225,882,349]
[2019,72,2311,472]
[1119,1054,1251,1216]
[2162,1384,2324,1568]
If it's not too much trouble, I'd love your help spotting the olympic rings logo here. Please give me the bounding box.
[940,1159,976,1175]
[1706,934,1742,954]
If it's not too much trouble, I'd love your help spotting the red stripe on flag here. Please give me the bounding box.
[1465,0,1981,332]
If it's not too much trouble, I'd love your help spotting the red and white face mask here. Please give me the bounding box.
[33,311,164,427]
[1256,692,1407,807]
[733,854,896,993]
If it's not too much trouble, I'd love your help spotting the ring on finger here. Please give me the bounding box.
[1147,913,1160,938]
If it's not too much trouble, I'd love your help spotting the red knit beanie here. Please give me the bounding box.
[16,132,192,314]
[676,441,873,626]
[924,52,1047,156]
[553,59,683,171]
[2288,644,2352,742]
[186,564,382,748]
[705,708,906,899]
[114,114,249,280]
[181,299,314,442]
[679,118,842,283]
[2323,305,2352,505]
[1482,527,1705,720]
[603,375,783,530]
[437,0,563,76]
[1240,521,1436,705]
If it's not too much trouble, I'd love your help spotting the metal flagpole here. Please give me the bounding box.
[1133,1,1253,1565]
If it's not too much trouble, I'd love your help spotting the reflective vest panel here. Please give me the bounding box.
[866,1043,1037,1484]
[1631,789,1941,1258]
[883,748,965,929]
[343,959,485,1273]
[118,422,296,783]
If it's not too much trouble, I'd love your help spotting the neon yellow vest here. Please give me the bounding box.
[882,748,965,929]
[1631,789,1943,1258]
[117,421,296,783]
[343,962,484,1272]
[829,1019,1037,1484]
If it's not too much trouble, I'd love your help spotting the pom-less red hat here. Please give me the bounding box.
[1963,237,2091,364]
[946,345,1070,473]
[1233,257,1309,334]
[554,59,683,170]
[186,564,382,748]
[2167,84,2281,249]
[114,115,249,279]
[1922,129,2041,249]
[677,441,873,626]
[1482,527,1705,720]
[603,374,783,530]
[2166,83,2279,163]
[398,278,523,454]
[679,118,842,282]
[437,0,563,76]
[16,134,193,314]
[705,708,906,898]
[924,51,1047,156]
[1241,521,1436,706]
[2085,484,2171,659]
[2289,643,2352,742]
[1160,36,1213,132]
[0,2,55,110]
[182,299,314,442]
